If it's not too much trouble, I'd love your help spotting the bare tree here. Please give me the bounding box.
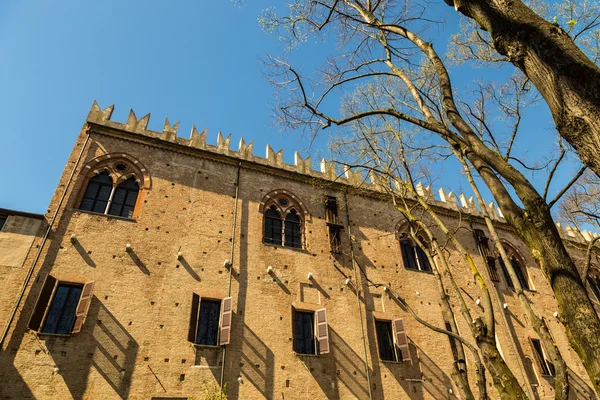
[262,0,600,392]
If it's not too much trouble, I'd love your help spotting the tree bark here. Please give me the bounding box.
[449,0,600,177]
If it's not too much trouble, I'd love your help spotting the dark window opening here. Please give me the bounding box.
[294,310,315,355]
[107,177,139,218]
[531,338,555,376]
[195,300,221,346]
[400,239,431,272]
[79,172,113,214]
[263,206,283,245]
[0,216,6,231]
[499,258,529,290]
[375,320,397,362]
[284,211,302,248]
[329,225,342,254]
[486,257,500,282]
[325,196,339,225]
[41,284,83,335]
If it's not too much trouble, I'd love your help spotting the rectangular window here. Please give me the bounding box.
[196,300,221,346]
[486,257,500,282]
[375,320,397,361]
[28,276,95,335]
[294,311,315,355]
[41,284,83,334]
[531,338,556,376]
[292,308,329,355]
[188,295,232,346]
[325,196,343,254]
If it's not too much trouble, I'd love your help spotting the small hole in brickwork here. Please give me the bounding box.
[257,276,260,280]
[87,251,92,255]
[144,200,148,203]
[166,163,170,167]
[128,321,132,326]
[171,183,175,186]
[145,228,149,231]
[202,252,207,255]
[219,231,222,234]
[144,357,149,361]
[286,380,290,388]
[151,301,155,305]
[113,355,118,360]
[112,255,116,259]
[87,353,93,358]
[181,359,186,363]
[59,246,64,250]
[329,287,332,290]
[159,325,164,329]
[221,214,224,217]
[157,262,162,265]
[273,278,276,282]
[205,176,209,179]
[164,358,170,363]
[201,268,204,271]
[179,374,185,381]
[175,303,179,307]
[104,296,109,300]
[219,271,223,274]
[35,350,41,356]
[280,316,283,320]
[165,195,169,198]
[97,320,102,325]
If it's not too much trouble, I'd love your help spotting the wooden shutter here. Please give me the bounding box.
[28,274,57,331]
[219,297,233,345]
[188,293,200,343]
[72,281,95,333]
[393,319,411,361]
[315,308,329,354]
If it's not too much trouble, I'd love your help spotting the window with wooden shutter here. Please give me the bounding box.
[293,310,315,354]
[315,308,329,355]
[188,293,200,343]
[28,274,57,331]
[375,320,397,361]
[393,318,411,361]
[41,284,83,335]
[219,297,232,345]
[71,281,95,333]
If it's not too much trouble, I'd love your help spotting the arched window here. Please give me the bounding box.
[397,227,432,273]
[498,244,531,290]
[264,205,283,245]
[79,172,113,214]
[260,191,307,249]
[285,210,302,248]
[77,155,149,219]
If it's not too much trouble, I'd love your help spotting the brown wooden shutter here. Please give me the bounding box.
[188,293,200,343]
[28,274,57,331]
[219,297,233,345]
[315,308,329,354]
[393,319,411,361]
[72,281,95,333]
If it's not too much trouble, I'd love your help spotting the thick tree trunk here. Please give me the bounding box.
[475,329,529,400]
[506,200,600,392]
[449,0,600,177]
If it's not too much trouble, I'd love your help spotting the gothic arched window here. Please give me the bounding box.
[79,172,113,214]
[498,243,531,290]
[77,155,149,219]
[397,226,432,273]
[261,191,307,249]
[264,205,283,246]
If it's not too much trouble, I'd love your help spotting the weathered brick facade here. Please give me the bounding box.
[0,102,598,399]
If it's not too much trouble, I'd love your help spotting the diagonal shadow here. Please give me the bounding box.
[127,249,150,275]
[179,256,201,282]
[72,240,96,268]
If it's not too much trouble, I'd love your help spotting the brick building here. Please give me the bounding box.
[0,102,598,399]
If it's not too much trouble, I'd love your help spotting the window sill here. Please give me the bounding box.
[404,268,434,275]
[192,343,221,349]
[381,359,405,365]
[72,209,136,222]
[294,352,321,358]
[262,243,310,254]
[36,331,72,338]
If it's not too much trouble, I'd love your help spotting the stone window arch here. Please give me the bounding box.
[75,153,150,219]
[396,221,432,273]
[499,241,532,290]
[259,190,308,249]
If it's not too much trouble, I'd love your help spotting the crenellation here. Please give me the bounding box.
[162,118,179,142]
[83,102,598,242]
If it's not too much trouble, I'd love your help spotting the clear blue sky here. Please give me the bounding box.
[0,1,577,214]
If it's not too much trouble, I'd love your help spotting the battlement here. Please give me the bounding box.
[86,101,599,245]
